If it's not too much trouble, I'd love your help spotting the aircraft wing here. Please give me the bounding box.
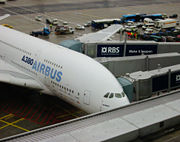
[0,14,10,20]
[76,24,123,43]
[0,59,43,90]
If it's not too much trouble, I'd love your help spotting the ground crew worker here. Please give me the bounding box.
[134,32,137,39]
[49,24,53,31]
[131,32,134,39]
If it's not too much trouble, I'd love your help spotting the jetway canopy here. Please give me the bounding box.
[76,24,123,43]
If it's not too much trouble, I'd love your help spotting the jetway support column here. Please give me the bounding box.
[135,80,140,101]
[123,33,127,57]
[168,69,171,92]
[145,56,149,71]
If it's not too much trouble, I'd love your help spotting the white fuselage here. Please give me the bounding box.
[0,26,130,113]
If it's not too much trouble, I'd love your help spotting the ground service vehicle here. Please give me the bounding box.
[30,27,50,37]
[120,14,146,23]
[91,19,121,29]
[52,19,58,25]
[55,25,74,34]
[35,15,42,21]
[142,14,163,20]
[75,24,85,30]
[155,19,177,29]
[0,0,6,4]
[2,24,13,28]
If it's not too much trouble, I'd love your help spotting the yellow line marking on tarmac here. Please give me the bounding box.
[0,125,9,130]
[63,108,80,118]
[0,118,25,130]
[11,118,25,124]
[55,104,82,118]
[0,113,14,120]
[0,119,29,132]
[4,114,15,120]
[56,110,84,119]
[56,113,71,119]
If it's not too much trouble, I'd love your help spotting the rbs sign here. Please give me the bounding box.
[101,47,120,54]
[97,45,124,57]
[97,44,158,57]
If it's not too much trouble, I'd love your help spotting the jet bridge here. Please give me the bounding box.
[76,24,123,43]
[96,52,180,77]
[1,91,180,142]
[120,64,180,102]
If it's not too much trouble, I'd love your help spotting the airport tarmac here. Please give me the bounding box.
[0,0,180,141]
[0,0,180,43]
[0,83,87,139]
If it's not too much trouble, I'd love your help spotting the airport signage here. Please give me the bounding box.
[97,44,157,57]
[126,45,158,56]
[171,71,180,88]
[97,44,124,57]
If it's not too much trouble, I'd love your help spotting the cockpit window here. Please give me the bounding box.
[104,92,125,99]
[109,93,114,98]
[115,93,122,98]
[104,92,110,98]
[122,92,125,97]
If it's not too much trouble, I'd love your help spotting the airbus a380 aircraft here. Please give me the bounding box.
[0,25,130,113]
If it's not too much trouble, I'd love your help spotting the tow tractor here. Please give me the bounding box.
[30,27,50,37]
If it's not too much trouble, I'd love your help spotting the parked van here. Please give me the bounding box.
[155,19,177,29]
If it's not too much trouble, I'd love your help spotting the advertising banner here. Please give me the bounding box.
[126,45,157,56]
[97,44,158,57]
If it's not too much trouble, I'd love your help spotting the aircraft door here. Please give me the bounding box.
[83,90,91,105]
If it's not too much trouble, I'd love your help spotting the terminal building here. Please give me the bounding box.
[59,24,180,58]
[59,37,180,102]
[58,25,180,103]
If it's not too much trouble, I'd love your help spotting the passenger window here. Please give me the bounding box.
[109,93,114,98]
[104,93,109,98]
[115,93,122,98]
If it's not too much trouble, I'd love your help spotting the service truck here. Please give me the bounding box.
[0,0,6,4]
[155,19,178,29]
[55,25,74,34]
[30,27,50,37]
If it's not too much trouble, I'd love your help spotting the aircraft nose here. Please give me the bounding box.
[101,92,130,111]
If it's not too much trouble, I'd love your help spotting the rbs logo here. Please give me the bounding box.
[101,47,120,54]
[176,75,180,81]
